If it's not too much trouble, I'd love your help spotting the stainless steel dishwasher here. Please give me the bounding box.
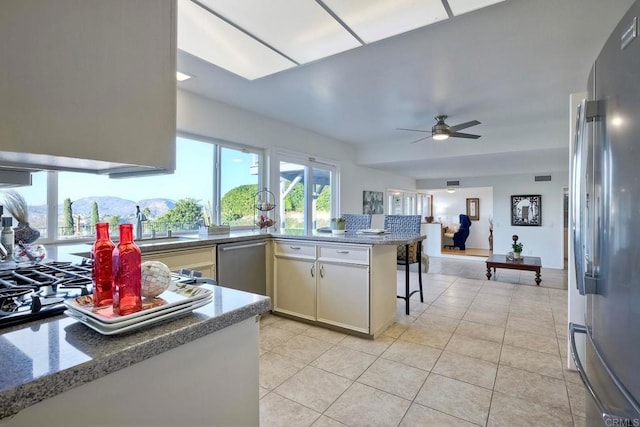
[216,240,267,295]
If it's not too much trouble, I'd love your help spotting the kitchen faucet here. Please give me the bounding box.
[135,205,147,241]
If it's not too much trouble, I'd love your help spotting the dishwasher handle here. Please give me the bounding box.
[219,241,267,252]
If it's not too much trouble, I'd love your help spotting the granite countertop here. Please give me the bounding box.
[271,231,425,245]
[45,229,425,261]
[0,285,271,420]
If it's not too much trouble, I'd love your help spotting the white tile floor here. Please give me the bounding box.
[259,257,585,427]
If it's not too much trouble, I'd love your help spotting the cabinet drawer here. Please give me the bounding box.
[274,241,316,258]
[318,245,369,265]
[142,247,216,272]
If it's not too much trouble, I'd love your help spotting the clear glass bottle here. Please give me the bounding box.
[92,223,115,308]
[1,217,15,257]
[113,223,142,315]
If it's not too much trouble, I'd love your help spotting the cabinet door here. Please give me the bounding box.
[317,262,369,333]
[274,257,316,320]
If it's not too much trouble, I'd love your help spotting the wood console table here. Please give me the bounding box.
[485,254,542,285]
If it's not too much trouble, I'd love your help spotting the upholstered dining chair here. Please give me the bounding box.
[383,215,424,315]
[342,214,372,232]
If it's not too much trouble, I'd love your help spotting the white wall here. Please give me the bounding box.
[341,164,415,229]
[177,90,416,224]
[428,187,494,250]
[418,172,568,269]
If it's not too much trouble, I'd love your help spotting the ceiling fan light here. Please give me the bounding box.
[433,133,449,141]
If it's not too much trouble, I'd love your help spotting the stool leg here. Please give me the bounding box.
[417,241,424,303]
[405,243,410,315]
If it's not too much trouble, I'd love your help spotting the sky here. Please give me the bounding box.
[14,137,258,206]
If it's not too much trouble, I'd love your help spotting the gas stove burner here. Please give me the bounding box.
[0,261,92,329]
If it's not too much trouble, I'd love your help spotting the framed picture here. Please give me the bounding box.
[466,198,479,221]
[511,194,541,226]
[363,190,384,214]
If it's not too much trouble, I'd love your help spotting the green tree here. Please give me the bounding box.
[316,186,330,211]
[157,198,203,230]
[90,201,100,227]
[109,215,121,235]
[62,198,74,236]
[284,182,304,211]
[221,184,258,223]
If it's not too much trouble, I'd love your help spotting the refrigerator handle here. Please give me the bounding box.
[572,100,598,295]
[569,323,631,424]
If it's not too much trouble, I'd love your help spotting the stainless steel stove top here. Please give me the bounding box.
[0,261,215,329]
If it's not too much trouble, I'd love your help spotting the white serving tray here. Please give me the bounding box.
[65,297,211,336]
[64,282,212,324]
[66,296,212,329]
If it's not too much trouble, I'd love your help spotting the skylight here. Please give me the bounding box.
[177,0,506,80]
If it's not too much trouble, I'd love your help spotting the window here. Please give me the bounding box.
[19,136,262,242]
[219,146,259,226]
[1,171,49,239]
[387,189,417,215]
[277,155,336,234]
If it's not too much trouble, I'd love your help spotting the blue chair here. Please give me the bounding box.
[384,215,424,315]
[342,214,372,231]
[453,214,472,250]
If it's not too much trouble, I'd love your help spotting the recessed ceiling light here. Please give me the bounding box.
[176,71,193,81]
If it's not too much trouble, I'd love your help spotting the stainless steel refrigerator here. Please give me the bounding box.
[570,1,640,425]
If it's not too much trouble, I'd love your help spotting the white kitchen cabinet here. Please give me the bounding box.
[274,257,317,320]
[273,239,396,337]
[0,0,176,175]
[142,246,216,279]
[317,261,369,333]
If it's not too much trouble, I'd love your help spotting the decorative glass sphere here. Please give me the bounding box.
[140,261,172,298]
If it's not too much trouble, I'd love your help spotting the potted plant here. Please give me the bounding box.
[512,234,523,260]
[330,217,346,234]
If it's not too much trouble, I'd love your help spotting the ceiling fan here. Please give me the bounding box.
[398,115,481,143]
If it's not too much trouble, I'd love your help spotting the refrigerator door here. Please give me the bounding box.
[583,2,640,424]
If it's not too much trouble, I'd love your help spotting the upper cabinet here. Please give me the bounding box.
[0,0,177,176]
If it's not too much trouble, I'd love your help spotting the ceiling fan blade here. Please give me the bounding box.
[397,127,430,133]
[410,135,434,144]
[450,132,481,139]
[449,120,481,132]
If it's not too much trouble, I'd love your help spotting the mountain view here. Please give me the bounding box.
[27,197,176,232]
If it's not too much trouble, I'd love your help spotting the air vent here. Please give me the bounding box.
[535,175,552,182]
[446,180,460,186]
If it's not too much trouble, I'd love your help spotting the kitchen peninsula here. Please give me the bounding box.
[0,229,423,424]
[0,285,270,426]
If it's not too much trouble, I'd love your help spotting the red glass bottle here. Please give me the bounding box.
[112,223,142,315]
[92,223,115,308]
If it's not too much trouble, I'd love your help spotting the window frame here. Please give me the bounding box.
[271,149,340,234]
[34,133,265,243]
